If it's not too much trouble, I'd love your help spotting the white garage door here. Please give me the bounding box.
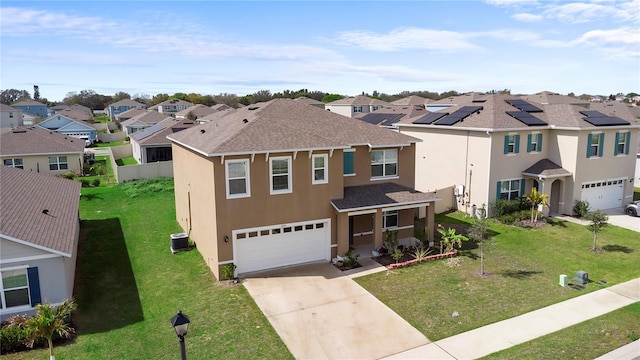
[580,179,625,210]
[234,219,331,275]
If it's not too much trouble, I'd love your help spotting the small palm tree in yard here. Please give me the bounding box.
[525,188,549,222]
[8,299,77,360]
[585,210,608,252]
[437,225,469,254]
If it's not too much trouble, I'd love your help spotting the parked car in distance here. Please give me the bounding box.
[625,200,640,217]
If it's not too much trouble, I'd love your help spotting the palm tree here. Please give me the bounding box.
[8,299,77,360]
[525,188,549,222]
[437,225,469,253]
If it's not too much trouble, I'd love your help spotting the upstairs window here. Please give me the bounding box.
[527,133,542,153]
[504,134,520,154]
[614,131,630,156]
[270,156,292,194]
[587,133,604,158]
[226,159,250,198]
[312,154,328,184]
[48,156,68,171]
[343,150,355,176]
[371,149,397,178]
[3,158,23,169]
[353,106,363,113]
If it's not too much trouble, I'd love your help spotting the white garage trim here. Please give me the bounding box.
[233,218,331,275]
[580,178,625,210]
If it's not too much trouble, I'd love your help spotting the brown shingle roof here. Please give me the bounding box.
[12,99,46,106]
[168,99,419,156]
[121,110,171,127]
[522,159,572,178]
[391,95,428,106]
[0,166,81,256]
[0,127,85,155]
[175,104,217,118]
[327,95,389,106]
[331,182,439,212]
[131,118,198,145]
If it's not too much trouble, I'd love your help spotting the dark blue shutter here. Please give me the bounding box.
[614,132,620,155]
[503,136,509,154]
[625,131,630,155]
[27,267,41,306]
[515,135,520,154]
[496,181,502,201]
[520,179,526,197]
[587,133,593,158]
[527,134,533,152]
[538,133,543,152]
[343,152,354,175]
[598,133,604,157]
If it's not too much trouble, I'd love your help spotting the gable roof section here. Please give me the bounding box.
[391,95,428,106]
[12,99,46,107]
[0,127,85,155]
[121,110,171,127]
[175,104,216,118]
[109,99,145,108]
[115,108,147,121]
[522,159,572,178]
[168,99,419,156]
[331,183,440,212]
[131,118,198,145]
[327,95,388,106]
[0,166,81,256]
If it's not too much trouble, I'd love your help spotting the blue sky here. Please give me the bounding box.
[1,0,639,101]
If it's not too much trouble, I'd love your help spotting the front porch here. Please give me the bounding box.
[523,159,573,216]
[331,182,439,258]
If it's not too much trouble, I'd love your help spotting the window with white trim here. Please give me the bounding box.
[1,269,30,309]
[353,106,363,113]
[270,156,292,194]
[371,149,397,178]
[615,131,629,155]
[588,133,603,158]
[225,159,250,198]
[48,156,68,171]
[527,133,542,153]
[3,158,24,169]
[383,210,399,229]
[312,154,328,184]
[500,179,521,200]
[504,134,519,154]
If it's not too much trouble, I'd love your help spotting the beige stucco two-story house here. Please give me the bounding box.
[396,94,639,216]
[168,99,438,280]
[325,95,389,118]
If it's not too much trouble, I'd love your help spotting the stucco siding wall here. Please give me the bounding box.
[0,153,83,175]
[325,105,352,118]
[343,145,415,189]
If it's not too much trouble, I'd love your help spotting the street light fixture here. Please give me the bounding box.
[170,310,190,360]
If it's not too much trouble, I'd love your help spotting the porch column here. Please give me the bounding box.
[426,204,435,242]
[336,212,350,257]
[373,209,384,249]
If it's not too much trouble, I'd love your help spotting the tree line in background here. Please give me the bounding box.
[1,87,638,110]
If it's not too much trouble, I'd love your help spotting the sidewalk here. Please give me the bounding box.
[383,278,640,359]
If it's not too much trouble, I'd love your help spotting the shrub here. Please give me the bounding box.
[79,178,91,188]
[342,249,360,268]
[493,198,528,217]
[57,172,76,180]
[573,200,590,218]
[91,178,101,187]
[221,263,237,280]
[1,320,30,354]
[498,210,531,225]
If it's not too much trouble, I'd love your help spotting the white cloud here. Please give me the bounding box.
[334,28,479,52]
[571,26,640,58]
[512,13,543,22]
[485,0,539,6]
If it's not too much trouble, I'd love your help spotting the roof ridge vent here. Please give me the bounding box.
[248,106,259,110]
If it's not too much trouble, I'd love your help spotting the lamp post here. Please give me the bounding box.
[170,310,190,360]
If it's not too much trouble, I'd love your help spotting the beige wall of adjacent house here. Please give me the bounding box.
[0,153,83,175]
[324,105,352,118]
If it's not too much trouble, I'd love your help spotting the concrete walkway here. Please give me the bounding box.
[243,262,430,360]
[384,278,640,359]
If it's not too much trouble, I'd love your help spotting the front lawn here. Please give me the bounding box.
[115,156,137,166]
[355,212,640,341]
[2,179,290,359]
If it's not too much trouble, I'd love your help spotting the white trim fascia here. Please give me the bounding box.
[384,224,414,231]
[0,264,29,271]
[332,199,439,213]
[370,176,400,182]
[385,203,430,212]
[331,244,338,248]
[0,253,60,265]
[208,146,350,158]
[347,209,377,216]
[0,234,71,257]
[167,137,210,157]
[522,172,572,179]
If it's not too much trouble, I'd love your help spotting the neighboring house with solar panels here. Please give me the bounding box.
[395,93,639,216]
[130,118,198,164]
[0,166,81,320]
[106,99,146,121]
[0,104,23,129]
[37,113,97,145]
[167,99,439,280]
[354,104,428,128]
[11,99,48,119]
[325,95,389,118]
[0,127,86,175]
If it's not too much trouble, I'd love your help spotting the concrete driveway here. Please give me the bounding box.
[243,262,430,360]
[603,207,640,232]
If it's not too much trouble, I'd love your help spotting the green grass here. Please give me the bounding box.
[93,140,125,147]
[92,114,109,123]
[2,178,291,360]
[355,212,640,341]
[482,302,640,360]
[115,156,137,166]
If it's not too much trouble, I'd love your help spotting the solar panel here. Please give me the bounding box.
[506,111,547,126]
[412,112,447,124]
[359,113,405,126]
[505,99,543,113]
[579,111,630,126]
[435,106,483,126]
[579,111,605,118]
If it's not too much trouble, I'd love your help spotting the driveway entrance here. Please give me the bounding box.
[243,262,430,359]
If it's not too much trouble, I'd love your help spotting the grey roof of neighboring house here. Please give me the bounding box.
[54,107,92,122]
[0,126,85,155]
[521,91,589,105]
[327,95,389,106]
[168,98,420,156]
[391,95,428,106]
[121,110,171,127]
[156,99,194,107]
[175,104,217,118]
[211,104,233,111]
[109,99,145,108]
[0,104,18,111]
[397,94,640,130]
[522,159,572,178]
[12,99,46,106]
[115,108,147,121]
[131,118,198,145]
[294,97,324,106]
[331,182,439,212]
[196,108,236,123]
[355,105,427,126]
[0,166,81,256]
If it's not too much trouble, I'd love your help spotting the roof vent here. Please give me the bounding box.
[200,129,205,134]
[248,106,259,110]
[42,209,49,215]
[242,119,248,123]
